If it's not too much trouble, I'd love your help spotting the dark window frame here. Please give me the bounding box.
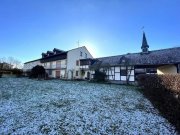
[49,70,52,75]
[76,71,79,76]
[76,60,79,66]
[120,68,127,76]
[80,51,83,57]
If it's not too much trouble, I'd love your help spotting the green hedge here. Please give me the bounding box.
[12,68,23,77]
[93,70,107,82]
[137,74,180,132]
[30,65,46,79]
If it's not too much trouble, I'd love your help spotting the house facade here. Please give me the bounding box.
[24,33,180,83]
[23,46,93,79]
[80,32,180,84]
[23,60,41,72]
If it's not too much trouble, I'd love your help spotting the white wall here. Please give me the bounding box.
[43,59,67,78]
[23,60,41,72]
[67,46,93,79]
[60,70,66,78]
[90,66,135,82]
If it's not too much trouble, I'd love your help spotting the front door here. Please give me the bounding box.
[56,70,60,78]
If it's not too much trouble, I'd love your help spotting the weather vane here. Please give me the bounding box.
[141,26,145,32]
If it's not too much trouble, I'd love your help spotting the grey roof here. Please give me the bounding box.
[91,47,180,68]
[40,52,67,63]
[24,59,41,64]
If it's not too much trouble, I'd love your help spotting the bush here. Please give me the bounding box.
[12,68,23,77]
[137,74,180,132]
[80,69,85,76]
[24,70,31,77]
[30,65,46,79]
[93,70,107,82]
[0,72,2,78]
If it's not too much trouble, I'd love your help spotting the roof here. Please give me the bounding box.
[68,46,94,58]
[24,52,67,64]
[24,59,41,64]
[90,47,180,68]
[40,51,67,63]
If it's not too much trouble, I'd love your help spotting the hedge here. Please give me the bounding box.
[30,65,46,79]
[0,72,2,78]
[93,70,107,82]
[137,74,180,133]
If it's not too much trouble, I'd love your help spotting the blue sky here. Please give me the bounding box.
[0,0,180,63]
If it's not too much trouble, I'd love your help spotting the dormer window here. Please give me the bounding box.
[42,53,47,58]
[80,51,82,57]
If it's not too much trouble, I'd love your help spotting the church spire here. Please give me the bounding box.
[141,32,149,53]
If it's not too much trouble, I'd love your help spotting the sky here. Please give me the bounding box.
[0,0,180,63]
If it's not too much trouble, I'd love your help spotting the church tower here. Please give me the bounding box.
[141,32,149,53]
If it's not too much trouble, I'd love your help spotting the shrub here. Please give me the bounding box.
[93,70,107,82]
[0,72,2,78]
[30,65,46,79]
[80,69,85,76]
[138,74,180,91]
[12,68,23,77]
[137,74,180,132]
[24,70,31,77]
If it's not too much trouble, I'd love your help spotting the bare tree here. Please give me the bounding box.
[13,59,22,69]
[0,57,6,70]
[0,57,23,69]
[7,57,15,68]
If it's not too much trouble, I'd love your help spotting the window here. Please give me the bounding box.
[85,53,87,58]
[76,60,79,66]
[80,51,82,56]
[56,61,61,68]
[76,71,79,76]
[49,70,52,75]
[120,67,127,76]
[50,62,52,68]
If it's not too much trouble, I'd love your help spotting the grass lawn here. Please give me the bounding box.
[0,78,177,134]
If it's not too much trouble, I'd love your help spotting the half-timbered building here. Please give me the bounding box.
[80,32,180,84]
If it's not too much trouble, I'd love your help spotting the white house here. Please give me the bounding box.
[24,33,180,83]
[23,46,93,79]
[23,60,41,72]
[67,46,93,79]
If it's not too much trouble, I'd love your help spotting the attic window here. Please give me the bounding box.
[80,51,82,56]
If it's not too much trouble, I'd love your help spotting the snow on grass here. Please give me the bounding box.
[0,78,177,134]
